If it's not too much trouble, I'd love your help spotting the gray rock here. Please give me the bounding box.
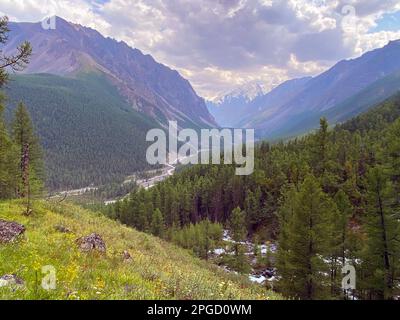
[0,274,24,288]
[0,220,26,244]
[76,233,106,253]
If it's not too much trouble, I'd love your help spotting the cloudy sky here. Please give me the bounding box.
[1,0,400,99]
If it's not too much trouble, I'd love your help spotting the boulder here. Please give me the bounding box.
[0,219,26,244]
[76,233,106,253]
[0,274,24,288]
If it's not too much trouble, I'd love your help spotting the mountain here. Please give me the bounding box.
[5,17,216,129]
[2,17,219,190]
[276,70,400,138]
[207,78,312,128]
[206,82,266,127]
[5,73,161,190]
[243,40,400,138]
[237,77,312,128]
[0,200,281,300]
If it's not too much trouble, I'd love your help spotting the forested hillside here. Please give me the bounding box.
[5,73,161,190]
[110,94,400,300]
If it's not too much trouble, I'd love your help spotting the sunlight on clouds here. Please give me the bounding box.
[1,0,400,98]
[288,54,327,74]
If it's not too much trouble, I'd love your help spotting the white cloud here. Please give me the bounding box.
[1,0,400,98]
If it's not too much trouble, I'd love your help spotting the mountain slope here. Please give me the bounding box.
[259,70,400,139]
[5,73,160,190]
[238,77,312,128]
[244,40,400,138]
[0,200,280,300]
[5,17,215,129]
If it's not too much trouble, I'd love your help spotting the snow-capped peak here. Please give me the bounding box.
[213,81,267,104]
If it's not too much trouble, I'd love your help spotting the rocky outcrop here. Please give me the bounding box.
[76,233,106,253]
[0,220,26,244]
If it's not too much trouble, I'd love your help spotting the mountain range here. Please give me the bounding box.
[3,16,400,189]
[211,40,400,139]
[2,17,218,190]
[4,17,216,129]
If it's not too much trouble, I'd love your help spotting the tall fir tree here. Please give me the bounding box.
[12,102,43,199]
[277,175,337,300]
[151,208,165,237]
[360,166,399,300]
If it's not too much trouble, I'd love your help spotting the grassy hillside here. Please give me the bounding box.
[0,200,280,300]
[4,73,161,190]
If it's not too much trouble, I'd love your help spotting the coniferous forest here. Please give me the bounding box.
[108,95,400,300]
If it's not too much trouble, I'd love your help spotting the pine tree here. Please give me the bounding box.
[151,208,165,237]
[244,187,262,233]
[327,190,353,296]
[277,175,336,300]
[229,207,247,256]
[360,166,399,300]
[136,201,149,231]
[12,102,43,199]
[276,185,299,296]
[313,117,329,175]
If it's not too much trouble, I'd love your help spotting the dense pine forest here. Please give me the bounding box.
[4,73,161,190]
[109,94,400,300]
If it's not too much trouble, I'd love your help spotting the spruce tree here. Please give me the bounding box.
[360,166,399,300]
[12,102,43,199]
[151,208,165,237]
[328,190,352,297]
[229,207,247,255]
[277,175,336,300]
